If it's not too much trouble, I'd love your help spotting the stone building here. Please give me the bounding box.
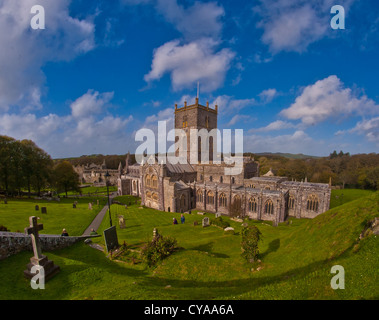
[74,159,120,186]
[118,99,331,223]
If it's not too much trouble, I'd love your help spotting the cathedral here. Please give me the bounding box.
[118,98,331,224]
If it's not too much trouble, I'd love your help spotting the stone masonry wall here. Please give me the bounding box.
[0,232,98,261]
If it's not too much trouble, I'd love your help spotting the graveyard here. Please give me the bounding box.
[0,190,378,299]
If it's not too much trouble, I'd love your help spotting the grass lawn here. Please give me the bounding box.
[0,192,377,300]
[0,197,107,236]
[58,186,117,197]
[330,189,375,209]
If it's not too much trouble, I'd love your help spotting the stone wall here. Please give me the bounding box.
[0,232,98,260]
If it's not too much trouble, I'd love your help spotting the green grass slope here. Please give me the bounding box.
[0,193,377,300]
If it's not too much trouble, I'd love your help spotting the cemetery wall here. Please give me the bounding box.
[0,232,95,260]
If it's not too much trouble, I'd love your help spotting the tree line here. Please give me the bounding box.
[0,136,79,196]
[250,151,379,190]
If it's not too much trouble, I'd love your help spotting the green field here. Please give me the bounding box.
[0,190,377,300]
[58,185,117,197]
[330,189,375,209]
[0,197,107,236]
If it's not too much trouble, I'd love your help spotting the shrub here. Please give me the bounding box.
[241,225,262,263]
[141,234,178,267]
[211,217,230,229]
[0,225,9,232]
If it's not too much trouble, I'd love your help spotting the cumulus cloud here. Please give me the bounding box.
[212,95,257,115]
[244,130,322,155]
[122,0,225,40]
[249,120,297,133]
[226,114,253,127]
[144,38,235,92]
[0,90,134,158]
[350,117,379,143]
[258,88,278,103]
[0,0,96,111]
[254,0,355,53]
[155,0,224,40]
[280,75,379,125]
[70,90,114,119]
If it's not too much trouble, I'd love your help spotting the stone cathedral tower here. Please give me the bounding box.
[174,97,218,163]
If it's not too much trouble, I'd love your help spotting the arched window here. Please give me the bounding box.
[231,177,235,184]
[306,194,319,212]
[209,176,213,182]
[152,175,158,188]
[220,176,223,183]
[182,115,188,128]
[265,186,270,190]
[145,174,151,187]
[219,193,227,207]
[249,198,257,212]
[207,191,214,205]
[146,191,152,199]
[288,196,295,209]
[264,199,274,214]
[152,193,158,201]
[180,194,186,208]
[197,189,203,203]
[200,174,203,181]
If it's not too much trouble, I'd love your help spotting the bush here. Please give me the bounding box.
[141,234,178,267]
[241,225,262,263]
[211,217,230,229]
[0,225,9,232]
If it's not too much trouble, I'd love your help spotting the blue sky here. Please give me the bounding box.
[0,0,378,158]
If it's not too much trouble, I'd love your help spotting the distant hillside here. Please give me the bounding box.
[254,152,321,159]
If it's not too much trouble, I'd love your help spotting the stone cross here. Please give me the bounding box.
[25,216,44,261]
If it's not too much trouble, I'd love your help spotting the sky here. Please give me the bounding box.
[0,0,378,158]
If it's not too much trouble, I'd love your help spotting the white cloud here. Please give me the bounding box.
[144,38,235,92]
[280,75,379,125]
[0,90,134,158]
[0,0,95,111]
[244,130,322,155]
[155,0,225,40]
[226,114,253,127]
[70,90,114,119]
[122,0,225,40]
[249,120,297,133]
[254,0,355,53]
[212,95,257,115]
[259,88,277,103]
[350,117,379,143]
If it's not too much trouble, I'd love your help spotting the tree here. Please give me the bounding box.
[53,161,80,196]
[0,136,15,195]
[241,225,262,263]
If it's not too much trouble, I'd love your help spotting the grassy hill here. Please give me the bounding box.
[0,192,377,300]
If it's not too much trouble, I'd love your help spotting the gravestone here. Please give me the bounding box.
[193,221,198,226]
[88,203,92,210]
[24,216,60,281]
[41,207,47,214]
[35,205,39,211]
[118,215,125,229]
[197,212,205,215]
[103,226,119,252]
[215,212,221,218]
[202,217,210,227]
[153,228,160,241]
[73,203,76,209]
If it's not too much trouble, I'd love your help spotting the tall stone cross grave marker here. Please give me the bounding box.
[24,216,60,282]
